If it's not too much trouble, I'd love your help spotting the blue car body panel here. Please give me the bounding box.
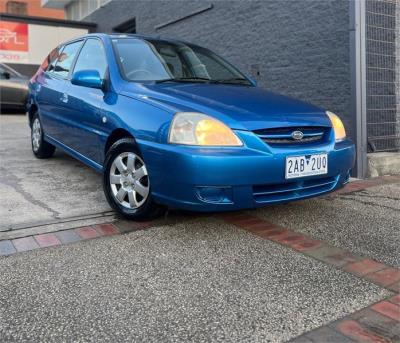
[28,33,355,212]
[121,82,332,131]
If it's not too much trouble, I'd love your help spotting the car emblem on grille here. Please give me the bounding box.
[291,130,304,140]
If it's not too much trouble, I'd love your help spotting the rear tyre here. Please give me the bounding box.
[31,113,55,159]
[103,138,164,220]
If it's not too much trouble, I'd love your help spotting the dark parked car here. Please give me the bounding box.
[0,63,29,111]
[28,34,355,220]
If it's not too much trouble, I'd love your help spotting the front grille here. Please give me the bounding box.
[253,175,339,203]
[254,126,329,145]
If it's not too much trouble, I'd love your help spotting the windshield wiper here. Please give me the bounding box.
[155,77,213,83]
[155,77,251,85]
[213,78,251,85]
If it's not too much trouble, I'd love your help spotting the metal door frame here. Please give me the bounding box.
[350,0,368,178]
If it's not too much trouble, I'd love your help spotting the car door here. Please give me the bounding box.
[62,38,109,164]
[36,40,83,142]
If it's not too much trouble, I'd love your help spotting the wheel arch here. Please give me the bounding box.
[104,128,136,155]
[28,104,38,127]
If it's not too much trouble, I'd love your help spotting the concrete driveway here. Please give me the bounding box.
[0,114,399,342]
[0,115,113,233]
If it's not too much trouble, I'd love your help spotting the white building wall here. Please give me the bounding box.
[65,0,109,21]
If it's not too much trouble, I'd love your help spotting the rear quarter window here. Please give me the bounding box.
[42,46,62,72]
[52,40,83,78]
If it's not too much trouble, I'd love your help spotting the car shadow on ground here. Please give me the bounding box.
[0,109,26,115]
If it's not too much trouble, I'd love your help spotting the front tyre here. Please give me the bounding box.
[31,113,55,159]
[103,138,163,220]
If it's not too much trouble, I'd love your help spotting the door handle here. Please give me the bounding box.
[61,92,68,103]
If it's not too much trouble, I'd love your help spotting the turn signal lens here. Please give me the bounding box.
[327,111,346,142]
[169,112,242,146]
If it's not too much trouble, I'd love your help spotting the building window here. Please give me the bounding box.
[65,0,111,21]
[113,18,136,34]
[6,1,27,15]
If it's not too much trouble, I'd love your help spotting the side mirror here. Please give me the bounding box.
[71,70,103,89]
[1,71,11,80]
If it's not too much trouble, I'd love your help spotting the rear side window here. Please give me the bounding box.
[73,39,108,79]
[42,46,62,72]
[52,40,83,78]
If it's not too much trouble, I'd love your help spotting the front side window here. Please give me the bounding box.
[112,38,249,84]
[73,39,108,79]
[52,40,83,78]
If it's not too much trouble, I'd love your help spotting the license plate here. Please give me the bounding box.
[285,154,328,179]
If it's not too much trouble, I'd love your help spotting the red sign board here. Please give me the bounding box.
[0,21,28,52]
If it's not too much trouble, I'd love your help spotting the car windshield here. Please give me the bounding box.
[112,37,251,85]
[0,63,21,77]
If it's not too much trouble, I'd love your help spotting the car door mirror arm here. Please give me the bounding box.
[101,69,112,93]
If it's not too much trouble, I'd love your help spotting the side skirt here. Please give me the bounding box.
[44,134,103,173]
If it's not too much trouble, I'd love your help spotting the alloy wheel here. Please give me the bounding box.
[32,118,41,152]
[109,152,150,209]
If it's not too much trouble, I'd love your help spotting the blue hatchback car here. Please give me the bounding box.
[28,34,355,220]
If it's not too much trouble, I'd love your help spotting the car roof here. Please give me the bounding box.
[109,33,194,46]
[60,33,196,48]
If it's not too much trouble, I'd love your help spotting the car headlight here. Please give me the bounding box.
[168,112,243,146]
[326,111,346,142]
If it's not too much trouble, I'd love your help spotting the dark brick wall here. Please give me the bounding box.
[397,3,400,146]
[85,0,353,137]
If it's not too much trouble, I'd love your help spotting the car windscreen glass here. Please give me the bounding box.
[1,63,22,77]
[112,38,171,81]
[0,65,8,79]
[112,38,249,84]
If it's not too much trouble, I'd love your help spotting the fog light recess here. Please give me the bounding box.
[195,186,233,204]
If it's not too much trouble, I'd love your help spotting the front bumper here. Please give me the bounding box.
[138,130,355,212]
